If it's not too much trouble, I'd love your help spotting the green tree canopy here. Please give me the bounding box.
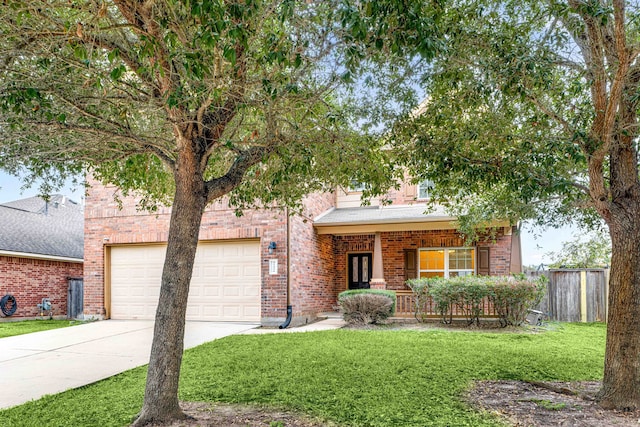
[0,1,443,424]
[394,0,640,410]
[547,231,612,268]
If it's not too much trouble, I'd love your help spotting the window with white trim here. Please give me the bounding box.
[417,179,435,199]
[418,248,475,278]
[348,180,366,192]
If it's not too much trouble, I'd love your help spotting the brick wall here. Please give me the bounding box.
[334,229,513,291]
[0,256,82,318]
[85,177,514,324]
[288,192,336,322]
[341,173,427,207]
[84,178,335,324]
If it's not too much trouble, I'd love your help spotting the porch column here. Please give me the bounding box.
[370,232,386,289]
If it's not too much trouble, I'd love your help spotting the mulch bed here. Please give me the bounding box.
[142,402,331,427]
[466,380,640,427]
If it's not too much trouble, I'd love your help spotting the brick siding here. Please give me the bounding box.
[334,229,513,291]
[0,256,82,318]
[85,178,514,324]
[84,179,336,323]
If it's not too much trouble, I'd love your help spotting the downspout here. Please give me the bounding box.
[279,208,293,329]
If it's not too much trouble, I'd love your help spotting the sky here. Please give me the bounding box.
[0,173,83,205]
[0,172,575,267]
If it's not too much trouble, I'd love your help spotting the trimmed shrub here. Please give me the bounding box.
[428,277,459,324]
[451,276,490,326]
[338,289,396,325]
[488,275,547,327]
[405,278,431,323]
[405,274,547,327]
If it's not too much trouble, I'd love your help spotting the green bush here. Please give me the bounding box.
[452,276,489,326]
[405,278,431,323]
[488,275,547,327]
[428,277,459,324]
[405,274,547,327]
[338,289,396,324]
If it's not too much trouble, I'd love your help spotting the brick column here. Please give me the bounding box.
[370,232,386,289]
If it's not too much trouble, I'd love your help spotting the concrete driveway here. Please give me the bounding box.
[0,320,258,409]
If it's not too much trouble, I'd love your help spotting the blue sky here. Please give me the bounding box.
[0,172,573,266]
[0,173,83,204]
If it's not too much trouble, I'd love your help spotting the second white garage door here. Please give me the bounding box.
[110,240,261,322]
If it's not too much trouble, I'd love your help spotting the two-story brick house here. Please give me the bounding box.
[83,178,521,326]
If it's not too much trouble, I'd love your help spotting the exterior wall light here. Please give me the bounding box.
[268,241,277,254]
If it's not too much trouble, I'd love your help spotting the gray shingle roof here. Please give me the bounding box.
[0,194,83,260]
[314,204,455,226]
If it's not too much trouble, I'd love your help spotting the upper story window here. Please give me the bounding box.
[348,180,367,192]
[419,248,475,278]
[417,179,435,199]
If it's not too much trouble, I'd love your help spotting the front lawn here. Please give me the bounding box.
[0,323,606,426]
[0,319,77,338]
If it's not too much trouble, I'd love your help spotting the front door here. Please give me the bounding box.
[348,253,372,289]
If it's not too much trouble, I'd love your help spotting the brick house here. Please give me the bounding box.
[84,178,521,326]
[0,195,83,319]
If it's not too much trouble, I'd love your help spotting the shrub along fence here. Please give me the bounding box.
[394,269,609,323]
[400,275,547,327]
[527,269,609,322]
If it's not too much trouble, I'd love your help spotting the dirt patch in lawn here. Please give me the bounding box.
[144,402,333,427]
[466,380,640,427]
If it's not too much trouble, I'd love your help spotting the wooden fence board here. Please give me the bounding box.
[67,278,84,319]
[530,269,608,323]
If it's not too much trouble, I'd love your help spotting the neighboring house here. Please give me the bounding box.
[0,195,83,318]
[84,178,521,326]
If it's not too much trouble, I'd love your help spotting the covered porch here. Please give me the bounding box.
[313,204,521,317]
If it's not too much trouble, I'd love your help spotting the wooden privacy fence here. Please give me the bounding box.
[528,269,608,322]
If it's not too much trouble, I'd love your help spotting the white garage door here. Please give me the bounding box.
[110,241,261,321]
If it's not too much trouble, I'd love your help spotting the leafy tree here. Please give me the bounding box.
[547,231,611,268]
[0,0,442,424]
[395,0,640,410]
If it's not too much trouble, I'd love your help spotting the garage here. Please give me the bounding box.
[109,240,261,322]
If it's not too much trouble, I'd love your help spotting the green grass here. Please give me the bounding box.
[0,319,78,338]
[0,323,606,427]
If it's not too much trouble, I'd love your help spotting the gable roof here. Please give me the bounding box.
[0,194,83,261]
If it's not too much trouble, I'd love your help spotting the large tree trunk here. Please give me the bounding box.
[598,208,640,410]
[132,148,207,426]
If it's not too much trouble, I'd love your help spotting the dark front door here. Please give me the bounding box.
[348,253,372,289]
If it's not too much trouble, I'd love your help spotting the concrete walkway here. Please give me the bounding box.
[241,316,346,335]
[0,320,258,409]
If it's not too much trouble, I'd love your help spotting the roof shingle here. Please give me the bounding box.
[0,194,83,260]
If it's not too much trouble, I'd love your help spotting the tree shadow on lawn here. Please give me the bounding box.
[150,322,630,427]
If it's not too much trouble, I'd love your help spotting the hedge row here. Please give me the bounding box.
[406,275,547,327]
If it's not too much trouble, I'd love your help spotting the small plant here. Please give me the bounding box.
[269,421,285,427]
[338,289,396,325]
[452,276,489,326]
[527,399,567,411]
